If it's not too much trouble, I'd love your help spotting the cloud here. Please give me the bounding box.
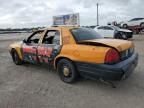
[0,0,144,28]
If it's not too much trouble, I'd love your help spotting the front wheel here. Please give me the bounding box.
[140,23,144,28]
[123,24,128,28]
[57,59,78,83]
[121,33,128,40]
[11,49,23,65]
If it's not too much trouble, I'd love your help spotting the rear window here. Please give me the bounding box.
[71,28,102,42]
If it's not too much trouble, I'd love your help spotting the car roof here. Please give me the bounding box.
[39,26,79,31]
[96,25,113,28]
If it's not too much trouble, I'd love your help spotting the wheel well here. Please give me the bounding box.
[140,22,144,25]
[55,57,73,68]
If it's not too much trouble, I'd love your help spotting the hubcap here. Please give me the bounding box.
[122,34,126,39]
[63,67,70,77]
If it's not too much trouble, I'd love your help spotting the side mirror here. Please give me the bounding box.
[23,39,27,43]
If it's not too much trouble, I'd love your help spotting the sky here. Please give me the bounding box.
[0,0,144,28]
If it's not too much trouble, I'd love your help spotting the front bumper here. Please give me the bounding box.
[75,53,138,81]
[115,32,133,39]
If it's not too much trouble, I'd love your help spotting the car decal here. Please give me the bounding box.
[22,44,38,63]
[38,45,62,64]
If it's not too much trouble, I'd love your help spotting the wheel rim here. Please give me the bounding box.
[122,34,126,39]
[63,67,70,77]
[62,65,72,78]
[59,63,73,82]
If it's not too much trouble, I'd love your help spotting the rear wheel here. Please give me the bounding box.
[57,59,78,83]
[11,49,23,65]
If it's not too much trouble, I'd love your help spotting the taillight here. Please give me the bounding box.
[105,49,120,64]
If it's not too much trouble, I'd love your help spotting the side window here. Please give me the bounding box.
[104,26,113,30]
[53,31,60,45]
[129,18,140,22]
[42,30,60,45]
[97,26,104,30]
[27,30,44,44]
[137,18,144,21]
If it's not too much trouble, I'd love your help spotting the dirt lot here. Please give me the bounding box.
[0,33,144,108]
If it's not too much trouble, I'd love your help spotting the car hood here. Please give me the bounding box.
[79,39,133,52]
[118,29,132,33]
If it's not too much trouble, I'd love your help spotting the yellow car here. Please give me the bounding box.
[9,27,138,83]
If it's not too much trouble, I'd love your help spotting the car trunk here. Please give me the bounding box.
[78,39,134,62]
[78,39,133,52]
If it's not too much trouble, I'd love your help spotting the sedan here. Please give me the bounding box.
[94,25,133,39]
[9,27,138,84]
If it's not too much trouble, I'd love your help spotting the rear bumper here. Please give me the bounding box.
[75,53,138,81]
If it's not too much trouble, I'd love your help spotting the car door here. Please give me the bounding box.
[37,29,62,64]
[103,26,114,38]
[22,30,44,63]
[134,18,144,26]
[128,18,138,26]
[95,26,105,37]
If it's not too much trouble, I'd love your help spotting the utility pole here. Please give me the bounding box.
[97,3,99,26]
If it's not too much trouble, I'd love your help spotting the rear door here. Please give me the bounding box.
[37,29,62,64]
[22,30,44,63]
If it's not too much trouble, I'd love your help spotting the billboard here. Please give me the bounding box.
[53,13,80,26]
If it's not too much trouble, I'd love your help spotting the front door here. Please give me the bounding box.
[37,30,61,64]
[103,26,114,38]
[22,30,44,63]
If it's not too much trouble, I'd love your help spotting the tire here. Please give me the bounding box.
[121,33,127,40]
[115,33,121,39]
[57,59,78,83]
[123,24,128,28]
[11,49,23,65]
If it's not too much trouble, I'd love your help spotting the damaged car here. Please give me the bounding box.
[9,27,138,83]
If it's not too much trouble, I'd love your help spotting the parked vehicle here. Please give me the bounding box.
[120,18,144,28]
[9,27,138,83]
[94,25,133,39]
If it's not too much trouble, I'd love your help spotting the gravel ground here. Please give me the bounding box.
[0,33,144,108]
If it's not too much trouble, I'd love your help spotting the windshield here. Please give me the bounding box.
[71,28,103,42]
